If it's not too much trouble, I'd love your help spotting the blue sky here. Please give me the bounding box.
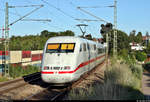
[0,0,150,38]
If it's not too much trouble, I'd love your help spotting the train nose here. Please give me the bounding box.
[41,74,74,84]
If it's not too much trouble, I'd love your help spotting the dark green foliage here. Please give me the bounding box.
[101,29,129,55]
[0,30,75,51]
[130,65,142,80]
[119,49,128,59]
[9,65,40,78]
[129,30,136,43]
[135,51,147,62]
[143,62,150,72]
[145,43,150,54]
[135,32,142,43]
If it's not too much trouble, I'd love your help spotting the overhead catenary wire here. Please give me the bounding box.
[14,7,22,17]
[78,5,114,8]
[9,5,44,8]
[67,0,90,23]
[9,5,44,26]
[77,7,109,23]
[41,0,76,19]
[0,8,21,17]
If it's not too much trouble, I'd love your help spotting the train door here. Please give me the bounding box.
[87,43,90,71]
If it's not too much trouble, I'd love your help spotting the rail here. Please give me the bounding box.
[23,60,105,100]
[0,72,41,94]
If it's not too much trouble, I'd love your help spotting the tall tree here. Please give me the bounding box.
[41,30,49,37]
[101,29,129,54]
[129,30,136,42]
[136,32,142,43]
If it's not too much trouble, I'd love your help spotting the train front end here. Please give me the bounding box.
[41,37,78,84]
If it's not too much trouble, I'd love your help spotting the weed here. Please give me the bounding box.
[67,59,144,100]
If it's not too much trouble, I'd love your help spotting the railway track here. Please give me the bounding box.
[0,72,41,95]
[23,60,105,101]
[0,60,105,101]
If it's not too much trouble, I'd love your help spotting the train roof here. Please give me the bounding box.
[46,36,103,45]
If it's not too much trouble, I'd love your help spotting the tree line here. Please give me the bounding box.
[101,29,148,54]
[0,30,74,51]
[101,29,149,62]
[0,28,149,56]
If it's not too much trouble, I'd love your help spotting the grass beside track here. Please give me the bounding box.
[66,59,145,100]
[9,65,40,78]
[0,65,40,82]
[0,77,9,82]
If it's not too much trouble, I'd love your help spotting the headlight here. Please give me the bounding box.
[44,66,49,70]
[64,66,70,70]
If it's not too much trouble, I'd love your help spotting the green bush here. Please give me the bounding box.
[143,62,150,72]
[135,51,147,62]
[130,65,143,80]
[119,49,128,59]
[9,64,40,78]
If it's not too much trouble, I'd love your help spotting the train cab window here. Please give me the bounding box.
[46,43,75,53]
[83,43,86,51]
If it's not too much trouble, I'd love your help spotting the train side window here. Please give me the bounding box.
[98,48,102,54]
[83,43,86,51]
[87,43,90,51]
[94,45,96,50]
[80,44,82,52]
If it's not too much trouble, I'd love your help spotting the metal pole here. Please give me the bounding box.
[106,32,109,68]
[4,2,10,77]
[113,0,117,58]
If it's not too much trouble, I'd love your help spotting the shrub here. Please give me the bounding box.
[130,65,143,80]
[143,62,150,72]
[135,51,147,62]
[119,49,128,59]
[9,64,39,78]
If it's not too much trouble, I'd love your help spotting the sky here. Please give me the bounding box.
[0,0,150,38]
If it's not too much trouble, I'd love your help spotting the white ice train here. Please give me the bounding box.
[41,36,105,85]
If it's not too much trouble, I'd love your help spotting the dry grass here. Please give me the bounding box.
[66,60,144,100]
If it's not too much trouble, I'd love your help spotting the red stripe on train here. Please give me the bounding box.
[41,54,105,74]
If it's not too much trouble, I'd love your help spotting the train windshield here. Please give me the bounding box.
[46,43,75,53]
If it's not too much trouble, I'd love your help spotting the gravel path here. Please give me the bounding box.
[142,72,150,100]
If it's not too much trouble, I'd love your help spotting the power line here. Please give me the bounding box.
[9,5,44,8]
[77,7,109,23]
[67,0,89,22]
[21,19,51,22]
[78,5,114,8]
[41,0,76,19]
[0,8,21,17]
[75,18,99,22]
[9,5,44,26]
[14,7,22,17]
